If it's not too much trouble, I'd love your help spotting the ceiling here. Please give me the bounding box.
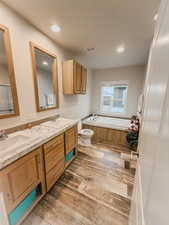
[3,0,160,69]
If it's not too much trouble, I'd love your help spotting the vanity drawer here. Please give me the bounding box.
[44,143,64,173]
[46,159,64,191]
[44,134,64,154]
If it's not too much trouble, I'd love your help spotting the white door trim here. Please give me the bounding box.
[129,162,145,225]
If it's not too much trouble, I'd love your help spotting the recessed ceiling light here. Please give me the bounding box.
[116,46,125,53]
[50,24,61,32]
[43,61,48,66]
[87,48,95,52]
[154,14,158,21]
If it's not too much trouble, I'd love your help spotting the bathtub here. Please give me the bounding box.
[82,116,131,148]
[83,116,130,131]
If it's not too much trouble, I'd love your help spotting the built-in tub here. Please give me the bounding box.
[83,116,131,148]
[83,116,130,130]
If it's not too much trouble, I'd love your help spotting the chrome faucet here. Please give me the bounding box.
[0,130,8,141]
[92,113,98,121]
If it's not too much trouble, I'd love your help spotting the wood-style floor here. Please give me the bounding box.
[22,144,135,225]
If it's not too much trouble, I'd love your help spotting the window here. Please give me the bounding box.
[100,83,128,115]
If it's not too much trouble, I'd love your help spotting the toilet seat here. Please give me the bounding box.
[78,129,94,147]
[78,129,94,137]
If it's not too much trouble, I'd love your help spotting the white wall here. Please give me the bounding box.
[91,65,145,117]
[130,0,169,224]
[0,2,92,129]
[61,69,92,119]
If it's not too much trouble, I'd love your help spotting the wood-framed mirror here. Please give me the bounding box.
[0,24,19,119]
[30,42,59,112]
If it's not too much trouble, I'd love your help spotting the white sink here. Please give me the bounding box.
[42,121,60,128]
[30,125,56,134]
[0,135,37,158]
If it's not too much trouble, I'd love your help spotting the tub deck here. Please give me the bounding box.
[83,116,130,130]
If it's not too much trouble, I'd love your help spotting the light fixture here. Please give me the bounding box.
[154,13,158,21]
[116,45,125,53]
[87,48,95,52]
[43,61,48,66]
[50,24,61,32]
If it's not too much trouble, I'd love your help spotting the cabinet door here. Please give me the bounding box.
[65,126,77,154]
[46,158,64,191]
[62,60,74,94]
[81,67,87,94]
[1,147,44,213]
[44,134,65,191]
[73,62,82,94]
[44,143,64,174]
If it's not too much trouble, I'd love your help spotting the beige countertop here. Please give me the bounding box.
[0,117,79,170]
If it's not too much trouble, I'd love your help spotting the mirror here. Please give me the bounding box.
[30,42,59,112]
[0,25,19,119]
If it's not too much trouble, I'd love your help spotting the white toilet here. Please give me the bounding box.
[78,129,94,147]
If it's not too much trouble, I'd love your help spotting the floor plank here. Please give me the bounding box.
[21,144,135,225]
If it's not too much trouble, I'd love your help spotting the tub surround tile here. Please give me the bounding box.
[21,144,135,225]
[81,113,93,121]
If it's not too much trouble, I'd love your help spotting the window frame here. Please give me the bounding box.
[99,81,129,116]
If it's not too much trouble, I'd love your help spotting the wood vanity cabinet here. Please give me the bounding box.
[0,147,45,213]
[65,126,78,154]
[0,125,78,225]
[62,59,87,94]
[43,134,65,191]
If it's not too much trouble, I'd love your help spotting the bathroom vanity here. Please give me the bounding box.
[0,118,78,225]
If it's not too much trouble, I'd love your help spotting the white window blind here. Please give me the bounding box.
[100,83,128,115]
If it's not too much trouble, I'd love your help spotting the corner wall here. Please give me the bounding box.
[0,2,92,129]
[91,65,145,117]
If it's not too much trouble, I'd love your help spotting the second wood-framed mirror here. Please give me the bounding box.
[30,42,59,112]
[0,24,19,119]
